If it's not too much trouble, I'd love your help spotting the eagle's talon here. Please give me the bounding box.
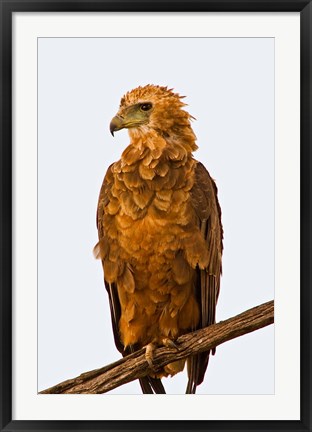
[145,342,157,371]
[162,337,180,351]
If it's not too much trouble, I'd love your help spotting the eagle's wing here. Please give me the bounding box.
[186,161,223,394]
[95,163,166,394]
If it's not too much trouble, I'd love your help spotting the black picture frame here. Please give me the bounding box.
[1,1,311,431]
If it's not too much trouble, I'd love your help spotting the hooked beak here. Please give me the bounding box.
[109,116,125,136]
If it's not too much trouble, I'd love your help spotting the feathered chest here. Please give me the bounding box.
[101,144,199,260]
[106,144,196,221]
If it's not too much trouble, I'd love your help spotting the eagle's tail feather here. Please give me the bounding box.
[186,352,210,394]
[139,376,166,394]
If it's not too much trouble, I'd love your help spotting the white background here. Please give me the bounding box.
[38,37,274,395]
[13,12,300,420]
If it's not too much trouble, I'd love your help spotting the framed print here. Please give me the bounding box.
[1,1,311,431]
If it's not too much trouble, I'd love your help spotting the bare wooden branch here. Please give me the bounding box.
[40,300,274,394]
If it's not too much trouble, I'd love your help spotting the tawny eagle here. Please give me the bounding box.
[94,85,223,394]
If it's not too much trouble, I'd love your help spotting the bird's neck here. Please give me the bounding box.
[122,126,198,165]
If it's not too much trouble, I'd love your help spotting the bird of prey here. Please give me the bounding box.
[94,85,223,394]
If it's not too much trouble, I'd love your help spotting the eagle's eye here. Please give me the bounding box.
[140,103,153,112]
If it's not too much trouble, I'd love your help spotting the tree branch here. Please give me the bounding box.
[40,300,274,394]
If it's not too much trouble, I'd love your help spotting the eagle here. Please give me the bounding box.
[94,85,223,394]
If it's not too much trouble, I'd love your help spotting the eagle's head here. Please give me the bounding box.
[109,85,194,139]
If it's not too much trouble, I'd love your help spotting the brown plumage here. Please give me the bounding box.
[94,85,223,394]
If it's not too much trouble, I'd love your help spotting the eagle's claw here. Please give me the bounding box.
[162,337,180,351]
[145,342,157,371]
